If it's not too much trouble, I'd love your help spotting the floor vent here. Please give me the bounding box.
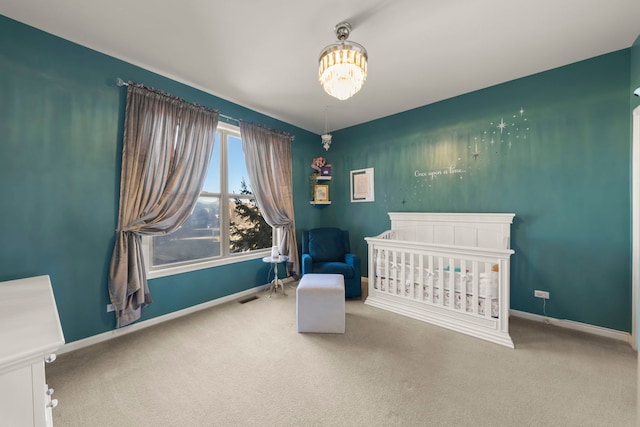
[238,296,259,304]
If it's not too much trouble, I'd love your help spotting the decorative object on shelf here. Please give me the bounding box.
[321,107,332,151]
[311,156,332,179]
[350,167,375,202]
[318,22,368,101]
[320,165,332,178]
[309,172,318,200]
[311,156,326,173]
[314,184,329,202]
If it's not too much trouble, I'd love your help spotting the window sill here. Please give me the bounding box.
[147,249,271,279]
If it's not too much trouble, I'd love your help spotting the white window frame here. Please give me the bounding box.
[142,121,272,279]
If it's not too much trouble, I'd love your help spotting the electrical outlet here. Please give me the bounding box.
[106,304,115,312]
[534,290,550,299]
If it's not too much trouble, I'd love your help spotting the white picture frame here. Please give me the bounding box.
[350,168,375,203]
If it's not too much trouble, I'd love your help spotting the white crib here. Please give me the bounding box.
[365,212,516,348]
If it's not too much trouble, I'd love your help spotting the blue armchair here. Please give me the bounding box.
[301,228,362,298]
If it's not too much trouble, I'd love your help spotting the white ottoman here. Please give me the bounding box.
[296,274,345,333]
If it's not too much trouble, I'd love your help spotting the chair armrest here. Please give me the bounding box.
[344,253,361,277]
[301,254,313,274]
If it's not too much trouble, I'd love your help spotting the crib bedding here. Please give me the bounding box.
[375,257,500,296]
[373,276,500,318]
[364,212,516,348]
[373,254,501,317]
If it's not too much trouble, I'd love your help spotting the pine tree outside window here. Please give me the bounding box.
[230,179,271,252]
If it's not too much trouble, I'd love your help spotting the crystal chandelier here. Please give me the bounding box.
[318,22,368,101]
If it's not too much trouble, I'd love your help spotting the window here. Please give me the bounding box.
[144,122,272,278]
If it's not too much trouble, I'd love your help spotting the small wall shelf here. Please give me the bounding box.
[310,159,331,205]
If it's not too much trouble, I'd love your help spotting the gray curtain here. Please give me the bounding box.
[240,122,299,276]
[109,84,219,327]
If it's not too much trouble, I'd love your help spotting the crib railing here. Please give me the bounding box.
[365,230,515,347]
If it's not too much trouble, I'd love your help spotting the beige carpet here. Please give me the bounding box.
[47,285,637,426]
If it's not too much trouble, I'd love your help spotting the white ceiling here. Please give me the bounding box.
[1,0,639,134]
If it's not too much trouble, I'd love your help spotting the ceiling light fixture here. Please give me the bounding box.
[318,22,368,101]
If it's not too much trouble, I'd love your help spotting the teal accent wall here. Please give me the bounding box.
[0,15,318,343]
[323,50,632,332]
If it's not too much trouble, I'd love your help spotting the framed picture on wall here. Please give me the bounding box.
[314,184,329,202]
[350,168,375,202]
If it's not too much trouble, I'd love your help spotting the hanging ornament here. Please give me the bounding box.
[321,106,332,151]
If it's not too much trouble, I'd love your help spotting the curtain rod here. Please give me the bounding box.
[116,78,238,124]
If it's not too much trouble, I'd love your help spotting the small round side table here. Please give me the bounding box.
[262,255,289,296]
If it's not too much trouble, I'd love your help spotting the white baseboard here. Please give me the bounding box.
[510,309,633,346]
[58,283,273,355]
[364,277,632,345]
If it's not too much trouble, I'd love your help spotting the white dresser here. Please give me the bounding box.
[0,275,65,427]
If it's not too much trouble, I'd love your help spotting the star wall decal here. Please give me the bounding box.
[497,118,507,133]
[469,107,531,161]
[420,106,532,188]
